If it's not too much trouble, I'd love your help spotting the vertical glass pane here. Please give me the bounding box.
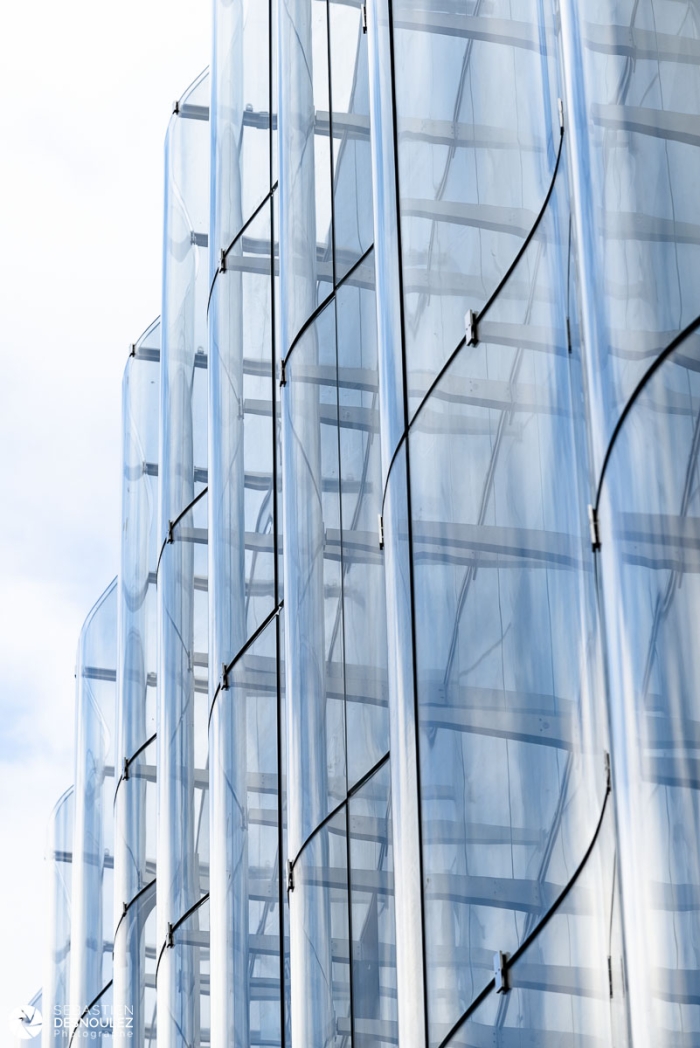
[282,300,346,852]
[210,618,282,1048]
[113,881,156,1048]
[70,580,117,1025]
[329,0,373,281]
[278,0,333,349]
[162,899,210,1048]
[392,0,560,411]
[349,762,397,1048]
[564,0,700,471]
[210,0,271,259]
[209,202,275,685]
[598,328,700,1048]
[409,184,606,1043]
[293,808,351,1046]
[443,814,615,1047]
[336,260,389,787]
[43,789,74,1048]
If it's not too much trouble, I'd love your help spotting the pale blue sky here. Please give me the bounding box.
[0,0,209,1035]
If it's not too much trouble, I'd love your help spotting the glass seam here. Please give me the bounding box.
[67,980,114,1048]
[206,184,279,317]
[207,601,284,730]
[154,890,211,987]
[379,123,566,521]
[155,484,209,577]
[112,877,157,945]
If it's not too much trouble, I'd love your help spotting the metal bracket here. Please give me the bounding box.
[221,662,230,691]
[129,343,136,357]
[566,316,572,354]
[465,309,478,347]
[172,100,180,116]
[220,248,227,274]
[558,97,564,132]
[287,859,295,893]
[123,757,130,782]
[280,358,287,387]
[361,3,367,32]
[167,923,175,948]
[378,514,384,550]
[604,750,611,790]
[167,520,175,544]
[588,504,600,552]
[607,955,614,998]
[123,900,128,916]
[493,950,508,993]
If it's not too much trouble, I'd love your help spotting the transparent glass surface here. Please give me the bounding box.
[329,0,373,282]
[442,812,615,1048]
[349,762,398,1048]
[209,202,276,687]
[69,982,113,1048]
[564,0,700,471]
[598,329,700,1048]
[366,0,405,468]
[160,70,210,547]
[381,444,427,1043]
[43,789,74,1048]
[282,299,345,853]
[279,611,291,1046]
[160,898,210,1048]
[210,0,271,267]
[278,0,333,350]
[118,318,160,772]
[335,264,389,787]
[113,881,156,1048]
[409,183,605,1042]
[113,739,157,921]
[69,580,117,1028]
[392,0,560,412]
[292,808,351,1046]
[209,619,282,1048]
[157,493,210,932]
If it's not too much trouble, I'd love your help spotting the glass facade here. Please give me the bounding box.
[35,3,700,1048]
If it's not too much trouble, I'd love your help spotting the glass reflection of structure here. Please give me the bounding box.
[38,3,700,1048]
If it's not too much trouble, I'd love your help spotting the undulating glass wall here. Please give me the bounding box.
[38,4,700,1048]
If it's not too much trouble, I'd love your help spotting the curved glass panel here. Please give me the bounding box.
[210,0,273,270]
[335,261,389,786]
[562,1,700,471]
[43,788,74,1048]
[442,810,615,1048]
[69,580,117,1030]
[157,493,210,923]
[282,299,346,852]
[159,898,210,1048]
[278,0,333,349]
[409,180,605,1043]
[209,618,283,1048]
[392,0,560,413]
[113,740,157,915]
[292,808,351,1046]
[209,202,276,686]
[598,328,700,1048]
[348,761,398,1048]
[329,0,373,282]
[112,881,156,1048]
[69,982,114,1048]
[116,319,160,924]
[160,70,210,547]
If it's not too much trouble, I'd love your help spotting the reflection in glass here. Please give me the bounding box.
[599,330,700,1048]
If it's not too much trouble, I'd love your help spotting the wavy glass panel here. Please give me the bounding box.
[564,0,700,471]
[43,789,74,1048]
[210,618,283,1048]
[392,0,560,412]
[409,180,605,1043]
[598,329,700,1048]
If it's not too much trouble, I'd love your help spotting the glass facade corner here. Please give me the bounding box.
[37,3,700,1048]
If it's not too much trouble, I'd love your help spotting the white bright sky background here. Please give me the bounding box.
[0,0,209,1034]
